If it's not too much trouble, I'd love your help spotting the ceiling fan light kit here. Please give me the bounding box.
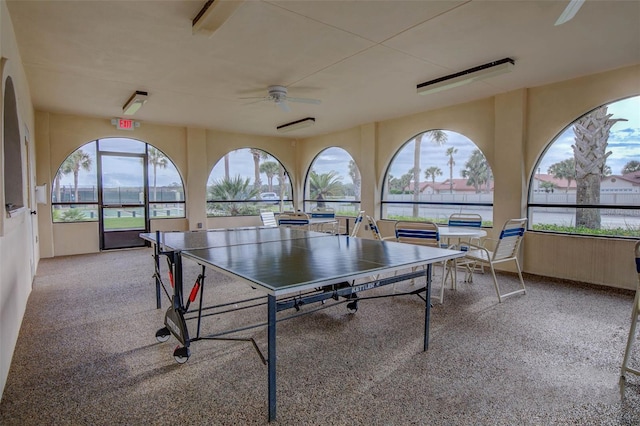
[417,58,515,95]
[276,117,315,133]
[122,90,148,115]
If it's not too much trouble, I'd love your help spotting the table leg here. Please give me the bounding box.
[268,294,277,422]
[424,264,432,351]
[154,242,162,309]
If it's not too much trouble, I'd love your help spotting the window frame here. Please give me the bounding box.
[380,130,494,226]
[526,96,640,239]
[303,147,362,217]
[206,148,294,217]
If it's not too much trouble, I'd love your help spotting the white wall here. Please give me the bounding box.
[0,0,38,401]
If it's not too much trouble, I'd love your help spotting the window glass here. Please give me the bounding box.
[147,146,184,203]
[98,138,145,153]
[304,147,361,216]
[53,142,97,204]
[528,96,640,237]
[51,139,185,222]
[383,130,493,225]
[206,148,293,216]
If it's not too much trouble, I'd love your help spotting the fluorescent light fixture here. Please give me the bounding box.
[122,91,148,116]
[192,0,245,36]
[276,117,315,133]
[555,0,585,26]
[417,58,515,95]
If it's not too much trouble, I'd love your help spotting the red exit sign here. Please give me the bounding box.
[117,118,134,130]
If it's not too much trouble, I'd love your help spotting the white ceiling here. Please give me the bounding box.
[6,0,640,138]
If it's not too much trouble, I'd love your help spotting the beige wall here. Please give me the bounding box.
[2,0,638,400]
[34,65,640,289]
[0,0,38,401]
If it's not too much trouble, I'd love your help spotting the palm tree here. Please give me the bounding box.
[148,146,168,202]
[622,160,640,174]
[250,148,263,191]
[208,175,259,216]
[348,159,361,200]
[572,106,626,229]
[461,149,490,193]
[277,164,287,207]
[64,149,92,202]
[259,161,280,192]
[53,167,70,205]
[308,171,343,208]
[424,166,443,189]
[224,154,230,180]
[548,158,576,193]
[413,130,448,216]
[445,147,458,193]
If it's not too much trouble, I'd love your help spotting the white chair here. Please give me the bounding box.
[447,212,485,278]
[464,218,528,303]
[394,221,449,304]
[621,241,640,378]
[277,212,310,230]
[365,215,394,241]
[260,211,277,227]
[350,210,365,237]
[310,207,337,234]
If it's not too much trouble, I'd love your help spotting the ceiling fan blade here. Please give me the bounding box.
[555,0,585,26]
[287,97,321,105]
[277,100,291,113]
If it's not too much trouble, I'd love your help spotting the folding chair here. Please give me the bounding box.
[260,211,277,227]
[447,213,485,278]
[350,210,365,237]
[310,207,338,234]
[464,218,527,303]
[277,212,310,230]
[365,215,394,241]
[621,241,640,378]
[394,221,449,304]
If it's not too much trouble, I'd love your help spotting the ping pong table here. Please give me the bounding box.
[141,226,463,422]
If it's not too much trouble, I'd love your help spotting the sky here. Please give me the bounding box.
[537,96,640,175]
[57,96,640,190]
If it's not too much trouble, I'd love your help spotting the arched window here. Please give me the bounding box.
[3,76,23,213]
[206,148,293,216]
[51,138,185,222]
[303,147,362,215]
[527,96,640,238]
[382,130,493,225]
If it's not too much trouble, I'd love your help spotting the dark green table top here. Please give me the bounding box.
[180,232,463,295]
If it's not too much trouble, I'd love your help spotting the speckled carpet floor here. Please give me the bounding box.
[1,247,639,425]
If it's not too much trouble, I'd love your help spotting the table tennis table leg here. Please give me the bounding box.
[424,264,432,352]
[154,242,162,309]
[267,294,277,422]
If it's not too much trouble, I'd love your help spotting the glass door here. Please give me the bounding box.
[99,152,148,249]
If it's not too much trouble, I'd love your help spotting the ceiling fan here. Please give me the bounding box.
[240,85,321,112]
[555,0,585,26]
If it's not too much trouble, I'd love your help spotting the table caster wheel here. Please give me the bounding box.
[155,327,170,342]
[346,301,358,313]
[173,346,190,364]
